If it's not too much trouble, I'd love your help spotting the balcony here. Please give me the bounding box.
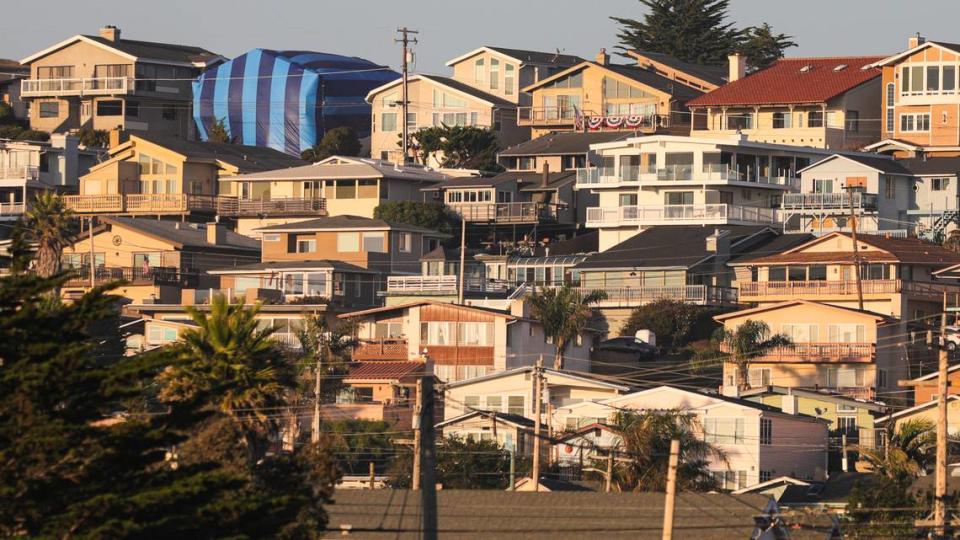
[384,275,511,295]
[62,266,197,288]
[0,202,26,218]
[21,77,131,97]
[585,204,779,227]
[575,165,650,187]
[569,284,737,307]
[517,106,596,127]
[0,166,39,182]
[352,339,410,361]
[447,202,560,224]
[781,193,879,210]
[220,197,327,217]
[748,343,875,364]
[739,279,899,300]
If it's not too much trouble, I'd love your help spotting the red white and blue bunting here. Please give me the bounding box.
[586,114,658,131]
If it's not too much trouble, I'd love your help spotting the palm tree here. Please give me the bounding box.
[23,191,74,278]
[292,314,357,443]
[158,295,295,464]
[859,419,936,479]
[609,409,724,492]
[528,284,607,370]
[713,320,791,392]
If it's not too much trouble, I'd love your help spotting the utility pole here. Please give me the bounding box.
[395,27,418,164]
[844,184,864,310]
[88,217,96,289]
[457,215,466,304]
[605,449,614,493]
[311,338,325,443]
[508,448,515,491]
[531,356,543,492]
[935,291,949,535]
[369,461,376,489]
[662,439,680,540]
[419,370,438,540]
[841,433,848,473]
[412,376,423,490]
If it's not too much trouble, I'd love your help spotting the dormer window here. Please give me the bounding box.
[833,64,848,72]
[800,65,813,73]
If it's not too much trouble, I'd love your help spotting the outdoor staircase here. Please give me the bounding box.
[920,210,960,243]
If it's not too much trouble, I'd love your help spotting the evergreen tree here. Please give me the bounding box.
[407,125,502,171]
[373,200,458,234]
[739,23,797,69]
[301,127,363,162]
[612,0,744,65]
[208,117,233,144]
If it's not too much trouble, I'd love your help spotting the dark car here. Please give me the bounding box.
[596,336,657,360]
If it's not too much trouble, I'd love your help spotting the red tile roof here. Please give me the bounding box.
[346,361,424,381]
[687,56,883,107]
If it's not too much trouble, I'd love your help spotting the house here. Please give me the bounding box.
[730,231,960,320]
[0,134,102,219]
[740,386,890,450]
[505,231,599,287]
[0,58,29,121]
[19,26,223,138]
[902,364,960,404]
[193,50,398,155]
[553,422,623,470]
[380,246,501,305]
[338,300,598,382]
[64,132,305,218]
[552,386,831,489]
[733,472,870,511]
[436,411,542,457]
[687,55,883,150]
[574,134,850,251]
[442,366,629,421]
[218,156,455,235]
[325,360,427,430]
[60,217,260,304]
[876,394,960,437]
[519,50,710,138]
[715,300,904,402]
[497,130,633,173]
[627,50,727,92]
[866,35,960,158]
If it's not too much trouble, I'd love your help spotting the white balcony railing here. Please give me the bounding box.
[781,192,879,210]
[561,284,738,307]
[0,166,39,182]
[575,164,796,187]
[385,275,511,294]
[586,204,779,226]
[0,202,26,217]
[21,77,131,97]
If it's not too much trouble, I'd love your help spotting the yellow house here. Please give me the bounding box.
[444,46,582,107]
[66,132,305,217]
[688,55,883,150]
[61,217,260,304]
[876,395,960,437]
[714,300,902,402]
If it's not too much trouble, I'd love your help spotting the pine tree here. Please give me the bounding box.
[208,117,233,144]
[612,0,744,65]
[739,23,797,69]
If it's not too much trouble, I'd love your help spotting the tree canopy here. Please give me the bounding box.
[373,200,458,234]
[739,23,797,69]
[208,117,233,144]
[301,126,363,162]
[407,125,502,172]
[528,284,607,369]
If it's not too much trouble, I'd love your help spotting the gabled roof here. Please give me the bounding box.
[207,259,378,275]
[365,73,515,108]
[499,131,633,157]
[21,33,223,67]
[863,138,921,153]
[338,300,520,321]
[522,61,706,103]
[443,365,631,391]
[896,156,960,176]
[740,385,890,412]
[253,215,447,236]
[345,361,424,381]
[554,422,619,443]
[732,476,810,495]
[128,133,306,173]
[799,154,913,176]
[869,40,960,68]
[222,155,452,183]
[446,46,582,68]
[102,218,260,252]
[585,385,823,420]
[731,231,960,267]
[904,363,960,383]
[876,394,960,424]
[687,56,883,107]
[714,300,895,324]
[436,410,537,430]
[627,50,728,87]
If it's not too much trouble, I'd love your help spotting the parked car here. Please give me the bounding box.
[596,336,657,360]
[944,326,960,351]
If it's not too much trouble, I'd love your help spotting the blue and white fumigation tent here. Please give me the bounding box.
[193,50,399,156]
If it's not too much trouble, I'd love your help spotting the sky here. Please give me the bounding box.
[2,0,959,73]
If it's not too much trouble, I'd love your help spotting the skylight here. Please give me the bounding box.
[833,64,848,72]
[800,65,813,73]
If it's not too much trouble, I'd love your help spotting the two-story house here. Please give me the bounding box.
[715,300,902,402]
[219,156,454,236]
[0,59,29,122]
[339,299,597,382]
[20,26,223,138]
[552,386,830,489]
[866,35,960,158]
[687,55,883,150]
[65,132,305,218]
[519,50,710,138]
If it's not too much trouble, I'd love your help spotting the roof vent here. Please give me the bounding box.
[799,65,813,73]
[833,64,848,72]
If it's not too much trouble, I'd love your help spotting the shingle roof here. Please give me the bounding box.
[687,56,883,107]
[419,74,516,108]
[499,131,634,157]
[602,63,706,103]
[104,218,260,252]
[505,170,577,191]
[897,156,960,176]
[224,156,451,183]
[629,50,728,86]
[728,232,816,264]
[485,46,582,66]
[132,133,306,173]
[323,489,836,539]
[575,225,773,270]
[346,361,424,380]
[207,259,377,275]
[803,154,913,175]
[734,232,960,266]
[81,35,221,65]
[254,215,445,236]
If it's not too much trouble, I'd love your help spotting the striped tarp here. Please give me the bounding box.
[192,49,399,156]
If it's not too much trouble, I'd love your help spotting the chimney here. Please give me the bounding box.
[728,53,746,82]
[909,32,926,49]
[99,25,121,42]
[206,222,227,245]
[108,128,128,149]
[595,48,609,66]
[541,161,550,187]
[782,390,798,415]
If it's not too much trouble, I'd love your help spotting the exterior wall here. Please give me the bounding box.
[914,370,960,403]
[260,229,426,273]
[449,50,526,105]
[889,400,960,436]
[748,393,880,444]
[439,415,537,456]
[758,412,829,481]
[880,47,960,149]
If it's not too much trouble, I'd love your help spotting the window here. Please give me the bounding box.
[361,232,385,253]
[333,273,344,295]
[263,233,280,242]
[665,191,694,205]
[885,83,895,133]
[458,322,494,346]
[933,177,951,191]
[507,396,524,415]
[884,177,896,199]
[877,369,888,388]
[474,58,484,84]
[845,110,859,132]
[808,110,824,128]
[296,237,316,253]
[337,232,360,252]
[147,326,179,344]
[96,100,123,116]
[162,104,177,120]
[711,470,747,490]
[38,101,59,118]
[928,66,941,92]
[781,323,818,343]
[946,66,957,92]
[829,324,865,343]
[836,417,857,435]
[335,179,357,199]
[398,232,412,253]
[749,368,771,387]
[759,470,773,483]
[703,418,744,444]
[726,111,753,130]
[485,395,502,411]
[768,266,786,281]
[760,418,772,445]
[772,111,792,129]
[381,112,397,132]
[357,179,378,198]
[489,58,499,90]
[464,395,480,410]
[826,367,865,388]
[124,100,139,118]
[283,274,304,295]
[901,113,930,132]
[504,64,515,95]
[37,65,74,79]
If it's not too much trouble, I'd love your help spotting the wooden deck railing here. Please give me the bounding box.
[739,280,902,298]
[448,202,560,223]
[748,343,875,364]
[565,284,738,307]
[63,194,327,217]
[352,339,409,361]
[62,266,196,288]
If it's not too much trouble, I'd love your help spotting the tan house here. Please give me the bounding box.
[444,46,582,107]
[65,132,305,217]
[714,300,903,402]
[731,231,960,320]
[902,364,960,404]
[19,26,223,138]
[219,156,454,236]
[436,411,542,458]
[366,74,525,164]
[61,217,260,304]
[339,300,597,382]
[326,360,428,430]
[867,36,960,158]
[688,55,883,150]
[519,50,709,138]
[876,395,960,438]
